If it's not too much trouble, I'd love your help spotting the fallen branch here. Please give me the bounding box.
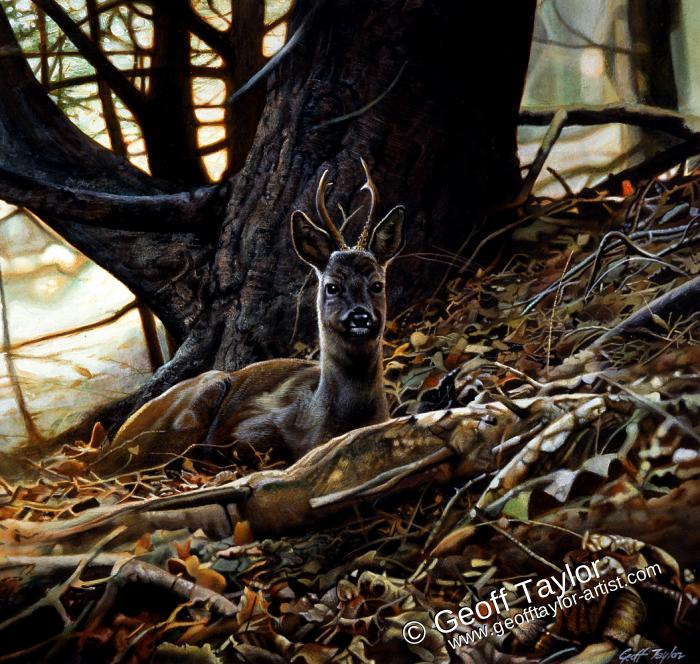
[0,400,531,549]
[1,394,615,553]
[590,273,700,348]
[92,558,237,617]
[520,103,700,141]
[591,134,700,195]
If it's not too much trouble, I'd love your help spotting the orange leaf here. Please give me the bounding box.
[184,555,201,578]
[87,422,108,448]
[429,525,477,557]
[134,532,152,555]
[175,539,191,560]
[234,520,255,545]
[196,567,227,594]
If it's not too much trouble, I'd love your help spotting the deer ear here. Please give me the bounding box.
[291,210,335,271]
[368,205,405,265]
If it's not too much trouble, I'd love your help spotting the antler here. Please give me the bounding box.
[316,170,348,250]
[354,158,378,249]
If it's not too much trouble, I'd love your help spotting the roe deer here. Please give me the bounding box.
[94,161,405,475]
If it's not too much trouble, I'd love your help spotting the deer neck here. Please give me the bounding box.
[314,333,387,426]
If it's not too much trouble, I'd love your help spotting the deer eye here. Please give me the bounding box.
[325,283,340,296]
[370,282,383,294]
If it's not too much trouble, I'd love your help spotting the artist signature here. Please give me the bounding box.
[619,646,685,663]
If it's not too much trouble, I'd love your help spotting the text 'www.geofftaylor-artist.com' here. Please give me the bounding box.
[401,559,669,653]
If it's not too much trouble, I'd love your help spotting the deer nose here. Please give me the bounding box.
[346,308,374,329]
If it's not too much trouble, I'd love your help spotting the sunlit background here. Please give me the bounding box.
[1,0,699,447]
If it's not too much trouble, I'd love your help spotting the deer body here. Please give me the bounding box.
[94,164,404,476]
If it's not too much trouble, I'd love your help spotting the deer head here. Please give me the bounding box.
[291,160,405,361]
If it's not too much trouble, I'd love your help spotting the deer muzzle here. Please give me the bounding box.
[343,307,378,338]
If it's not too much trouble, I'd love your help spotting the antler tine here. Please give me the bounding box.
[316,169,348,250]
[355,157,378,249]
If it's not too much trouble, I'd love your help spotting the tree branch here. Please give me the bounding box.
[0,7,219,336]
[31,0,146,117]
[590,274,700,348]
[0,166,228,233]
[520,103,700,141]
[225,8,313,107]
[591,134,700,195]
[182,3,235,67]
[515,108,568,204]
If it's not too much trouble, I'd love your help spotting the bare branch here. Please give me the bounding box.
[0,167,227,232]
[590,274,700,348]
[516,107,568,203]
[225,9,313,107]
[31,0,146,117]
[520,103,700,141]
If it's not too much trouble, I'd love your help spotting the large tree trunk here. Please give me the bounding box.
[209,0,536,368]
[0,0,535,448]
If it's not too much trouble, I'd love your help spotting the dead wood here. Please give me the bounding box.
[590,273,700,348]
[1,394,623,553]
[92,558,237,617]
[0,398,537,549]
[520,103,700,141]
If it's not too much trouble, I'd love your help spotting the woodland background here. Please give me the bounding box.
[1,1,700,663]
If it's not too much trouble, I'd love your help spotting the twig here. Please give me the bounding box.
[309,61,408,132]
[225,9,313,107]
[0,261,43,444]
[422,472,490,553]
[517,108,568,204]
[587,254,688,295]
[584,230,663,295]
[590,134,700,195]
[489,521,562,574]
[546,249,573,373]
[458,198,580,275]
[546,166,574,196]
[521,224,698,313]
[0,526,126,633]
[0,553,127,575]
[10,301,138,352]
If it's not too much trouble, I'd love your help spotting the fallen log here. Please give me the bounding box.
[2,396,599,551]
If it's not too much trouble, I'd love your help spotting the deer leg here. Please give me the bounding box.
[92,371,232,477]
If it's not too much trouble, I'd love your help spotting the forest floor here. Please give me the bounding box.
[1,167,700,663]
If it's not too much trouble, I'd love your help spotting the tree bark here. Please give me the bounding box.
[145,0,207,184]
[225,0,267,174]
